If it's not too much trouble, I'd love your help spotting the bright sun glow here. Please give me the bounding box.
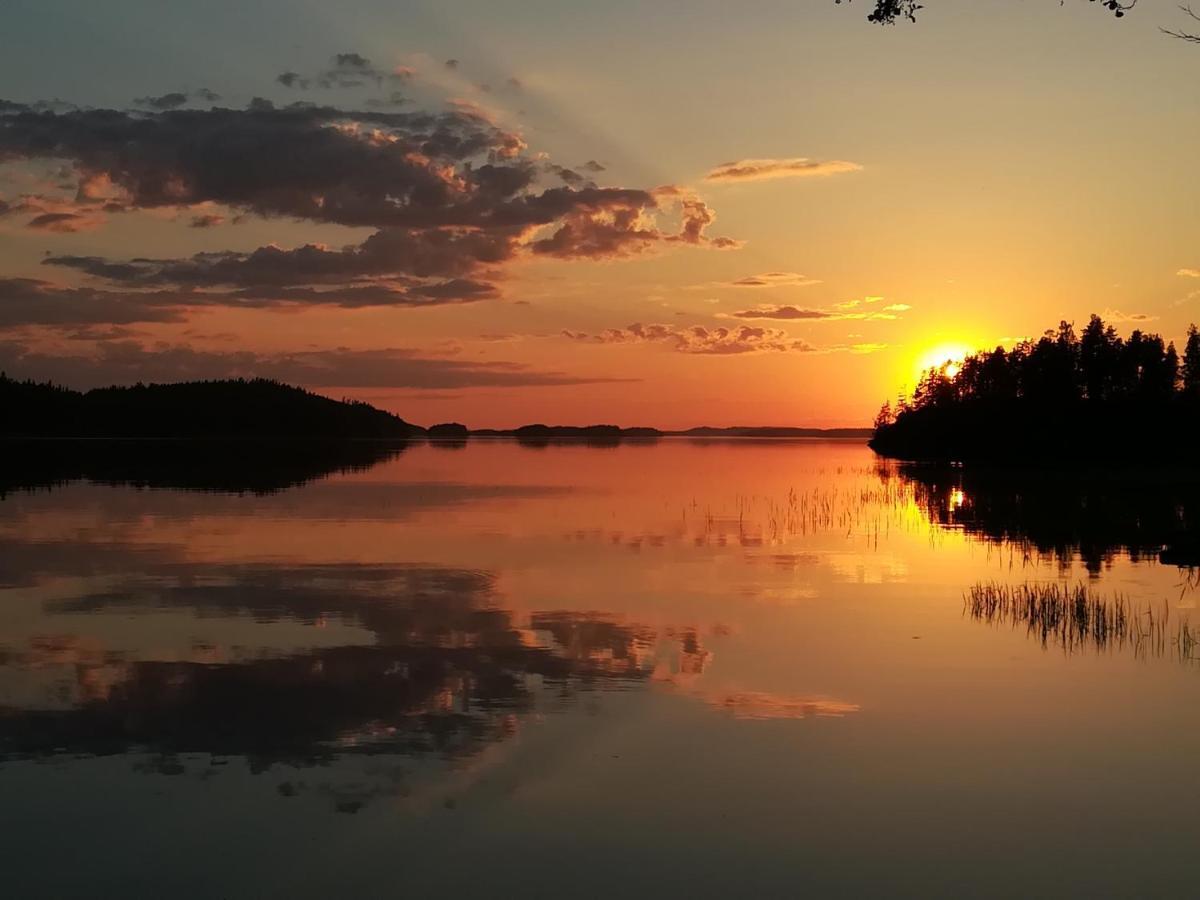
[915,343,971,381]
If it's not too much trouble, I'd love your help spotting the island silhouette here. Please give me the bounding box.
[871,315,1200,462]
[1,372,870,443]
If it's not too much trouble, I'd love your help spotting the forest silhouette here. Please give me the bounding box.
[0,375,422,440]
[872,315,1200,462]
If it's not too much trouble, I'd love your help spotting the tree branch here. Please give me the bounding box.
[1162,4,1200,42]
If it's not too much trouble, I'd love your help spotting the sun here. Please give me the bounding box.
[914,342,972,381]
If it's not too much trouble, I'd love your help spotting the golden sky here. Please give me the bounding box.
[0,0,1197,427]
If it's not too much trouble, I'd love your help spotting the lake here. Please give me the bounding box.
[2,439,1198,898]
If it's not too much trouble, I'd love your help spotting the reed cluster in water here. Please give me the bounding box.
[964,580,1196,662]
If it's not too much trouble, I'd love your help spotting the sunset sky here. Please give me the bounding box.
[1,0,1197,427]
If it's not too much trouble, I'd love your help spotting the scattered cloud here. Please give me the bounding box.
[729,298,907,322]
[728,271,820,288]
[729,305,833,321]
[705,157,862,183]
[275,52,412,91]
[562,322,816,354]
[134,89,220,110]
[1100,308,1157,323]
[1179,268,1200,278]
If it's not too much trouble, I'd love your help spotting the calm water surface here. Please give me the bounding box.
[2,440,1198,898]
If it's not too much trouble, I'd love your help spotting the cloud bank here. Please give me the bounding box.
[0,60,736,331]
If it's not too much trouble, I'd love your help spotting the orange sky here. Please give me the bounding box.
[0,0,1197,427]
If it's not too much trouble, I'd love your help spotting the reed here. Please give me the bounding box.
[964,580,1194,662]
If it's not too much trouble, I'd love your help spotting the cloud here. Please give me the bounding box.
[0,339,633,390]
[729,271,821,288]
[0,275,496,329]
[0,193,109,232]
[188,213,225,228]
[729,299,908,322]
[1179,268,1200,278]
[729,305,833,320]
[561,322,816,355]
[1100,308,1157,323]
[705,157,862,183]
[528,190,736,258]
[275,53,412,91]
[27,212,96,232]
[0,278,187,327]
[133,89,221,110]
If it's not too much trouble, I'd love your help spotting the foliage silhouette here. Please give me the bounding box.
[838,0,1137,25]
[0,375,423,439]
[839,1,1200,42]
[871,314,1200,462]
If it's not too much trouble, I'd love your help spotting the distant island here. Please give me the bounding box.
[871,315,1200,462]
[469,425,871,443]
[1,373,870,442]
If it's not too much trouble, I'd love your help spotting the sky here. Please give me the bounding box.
[0,0,1197,428]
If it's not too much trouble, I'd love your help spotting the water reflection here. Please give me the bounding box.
[895,463,1200,572]
[0,563,693,773]
[4,441,1200,898]
[0,438,409,496]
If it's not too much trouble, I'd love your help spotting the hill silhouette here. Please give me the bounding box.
[1,375,423,439]
[871,315,1200,463]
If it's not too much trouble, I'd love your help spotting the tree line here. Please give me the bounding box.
[871,315,1200,462]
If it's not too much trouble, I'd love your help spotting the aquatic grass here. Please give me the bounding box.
[964,580,1196,663]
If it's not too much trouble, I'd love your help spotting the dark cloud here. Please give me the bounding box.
[529,190,737,259]
[49,227,520,287]
[561,322,815,355]
[0,278,186,327]
[276,71,308,89]
[0,273,497,329]
[275,53,412,91]
[134,89,221,110]
[0,340,636,389]
[445,59,460,69]
[27,211,93,232]
[188,213,225,228]
[135,91,188,110]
